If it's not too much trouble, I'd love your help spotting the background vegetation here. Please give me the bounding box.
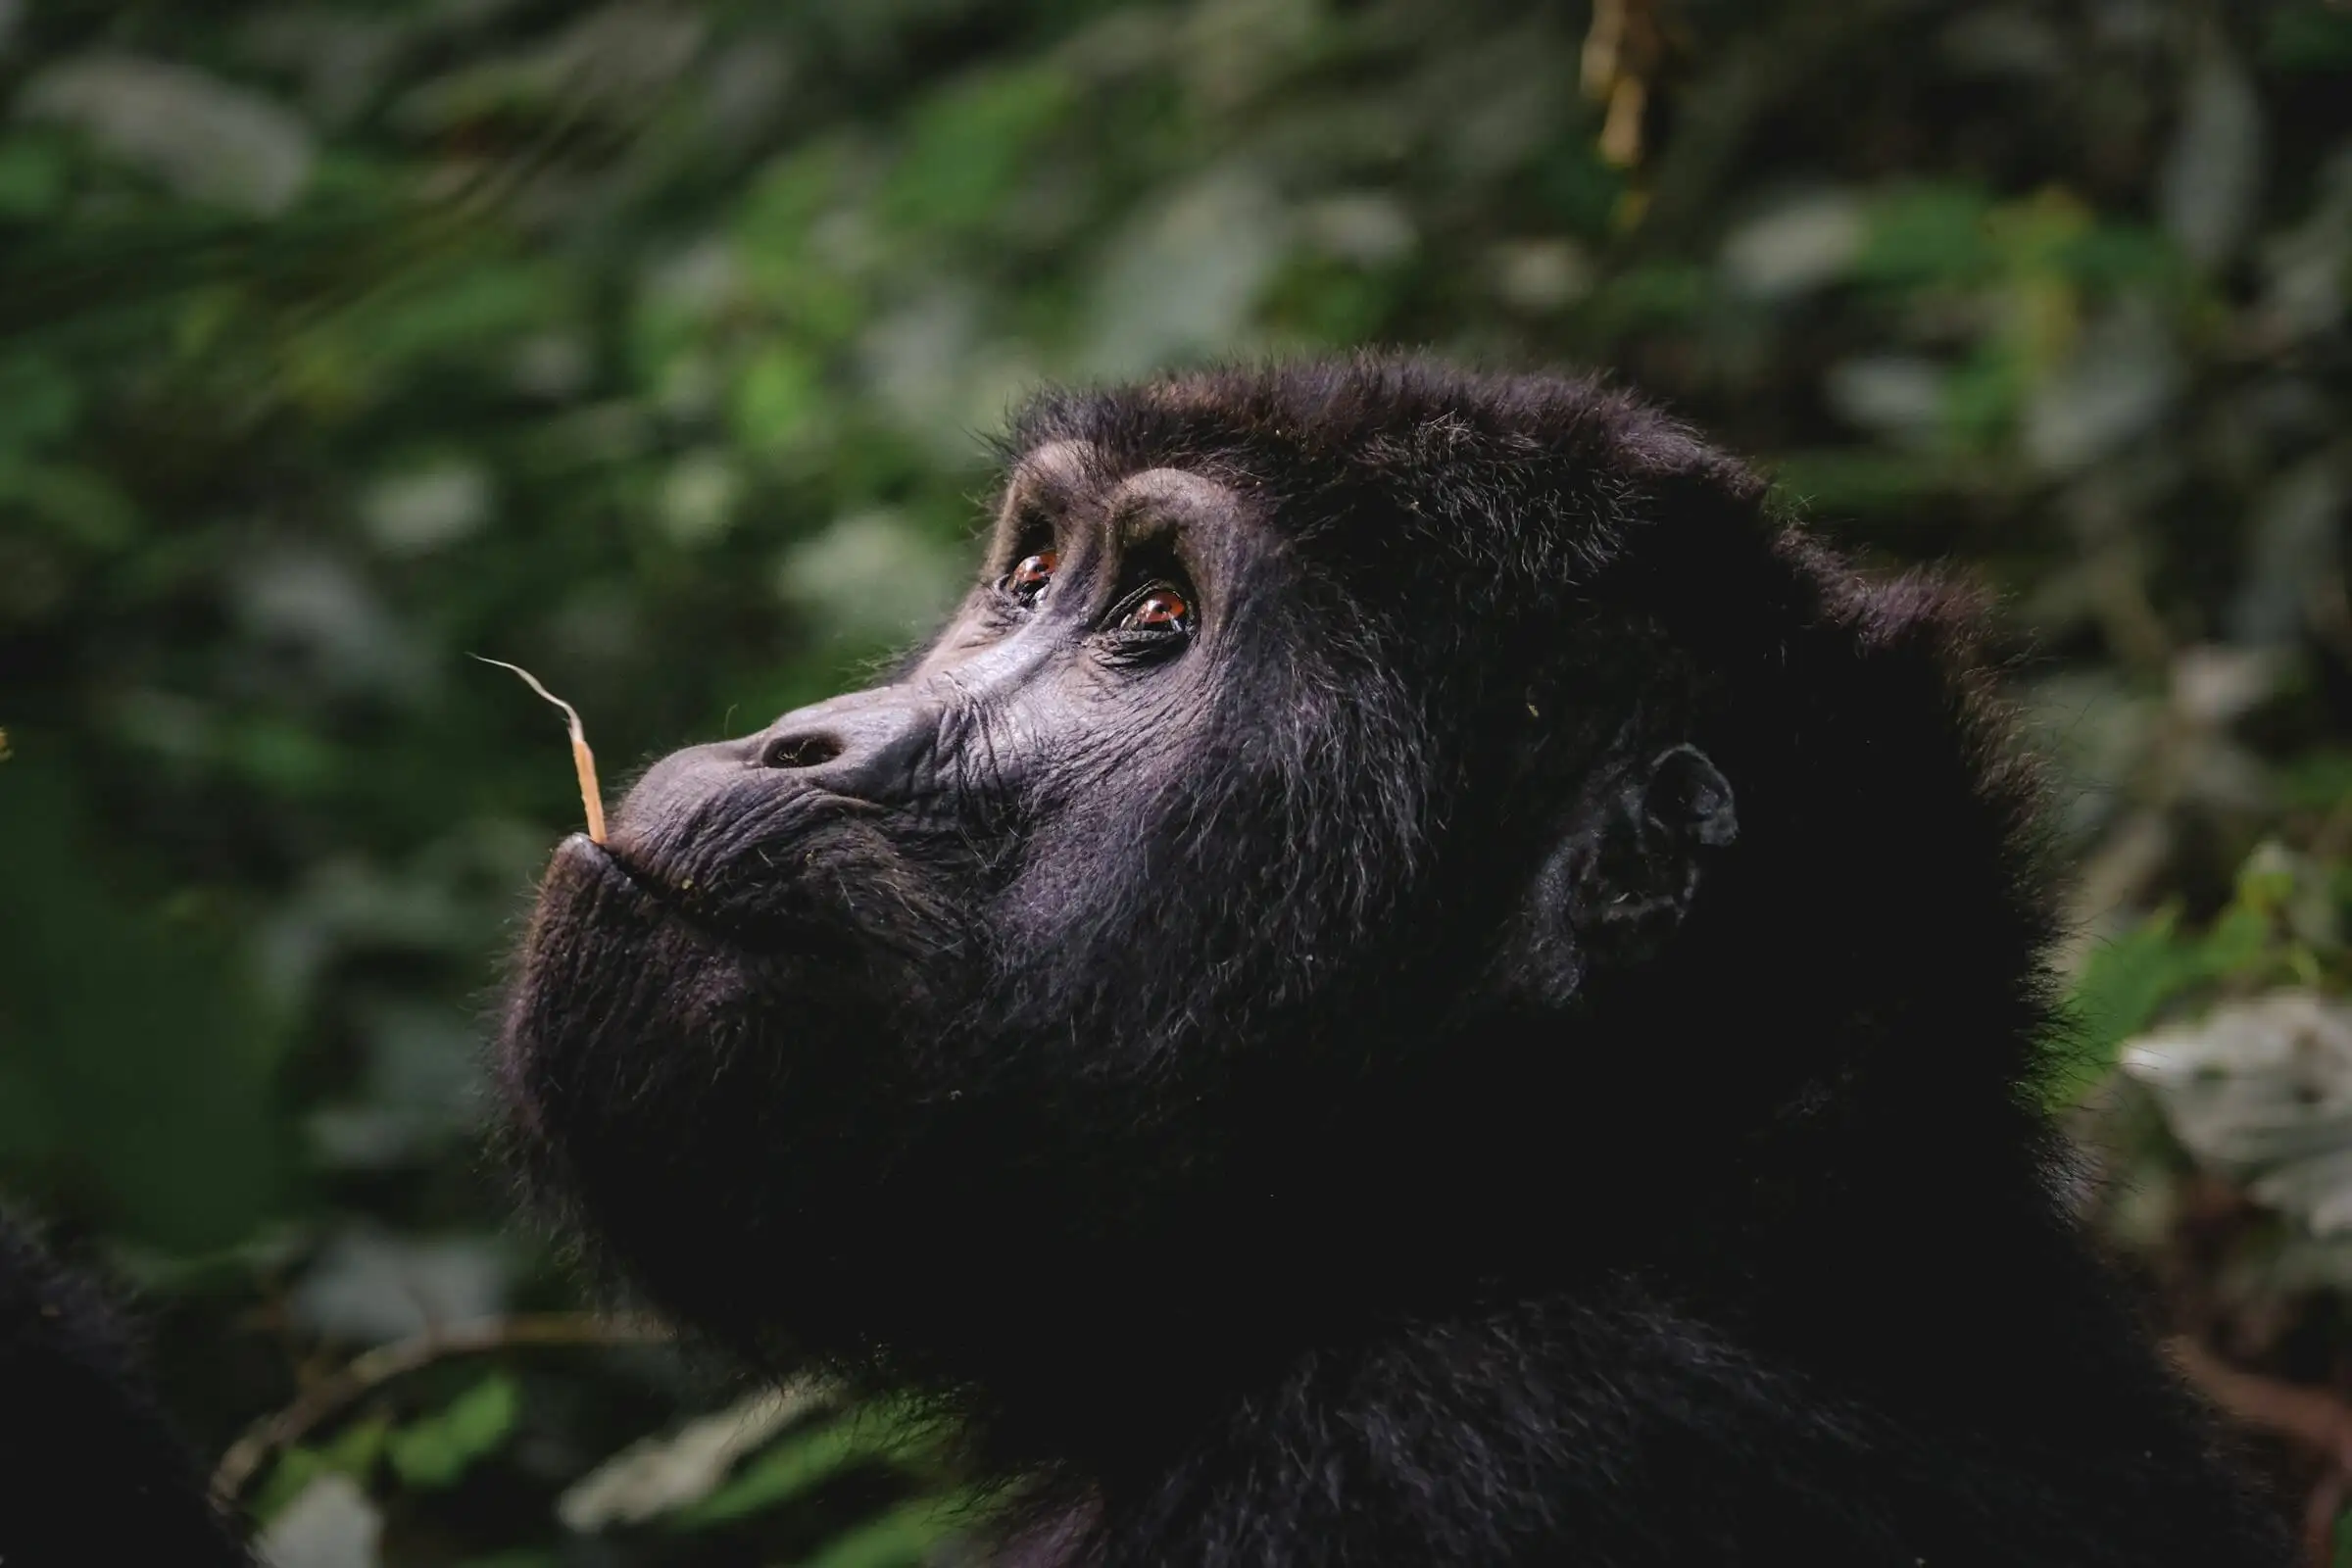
[1,0,2348,1562]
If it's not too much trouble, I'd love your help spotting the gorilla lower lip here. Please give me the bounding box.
[550,832,795,956]
[557,832,667,908]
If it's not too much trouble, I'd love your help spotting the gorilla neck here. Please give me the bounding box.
[936,988,2065,1495]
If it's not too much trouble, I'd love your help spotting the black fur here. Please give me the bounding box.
[499,356,2291,1566]
[0,1210,248,1565]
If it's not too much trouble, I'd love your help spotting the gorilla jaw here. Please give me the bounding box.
[498,834,877,1348]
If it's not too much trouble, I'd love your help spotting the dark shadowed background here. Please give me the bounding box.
[0,0,2348,1563]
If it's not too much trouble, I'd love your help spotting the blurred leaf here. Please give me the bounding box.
[2266,6,2352,71]
[290,1229,513,1345]
[2019,305,2180,473]
[558,1385,821,1531]
[1083,168,1287,376]
[21,53,315,216]
[1852,184,1998,287]
[732,341,828,453]
[290,258,574,413]
[669,1419,873,1529]
[2052,907,2204,1101]
[773,508,967,646]
[800,1490,980,1568]
[2158,40,2264,270]
[2123,992,2352,1232]
[881,63,1076,237]
[672,1401,946,1530]
[732,140,862,330]
[387,1374,521,1490]
[2054,839,2342,1104]
[258,1472,384,1568]
[256,1418,393,1525]
[0,352,79,457]
[1721,191,1865,300]
[1262,251,1405,343]
[0,137,68,220]
[0,463,141,551]
[2279,750,2352,811]
[0,760,289,1249]
[1587,263,1711,327]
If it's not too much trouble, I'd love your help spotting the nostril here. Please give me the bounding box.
[760,732,844,770]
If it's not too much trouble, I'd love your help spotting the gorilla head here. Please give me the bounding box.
[498,359,2278,1562]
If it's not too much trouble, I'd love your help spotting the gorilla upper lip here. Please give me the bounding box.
[553,832,718,934]
[552,829,872,963]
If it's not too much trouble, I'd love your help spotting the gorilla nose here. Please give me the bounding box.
[760,732,845,769]
[754,691,938,802]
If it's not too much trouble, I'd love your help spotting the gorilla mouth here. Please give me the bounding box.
[498,833,776,1147]
[555,832,683,919]
[550,832,808,954]
[523,833,730,956]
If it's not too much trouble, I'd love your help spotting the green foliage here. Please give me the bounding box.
[0,762,288,1249]
[0,0,2345,1559]
[254,1415,393,1524]
[2061,907,2205,1088]
[2051,848,2349,1106]
[882,64,1078,237]
[797,1490,984,1568]
[251,1374,520,1526]
[675,1400,951,1530]
[1852,185,2001,289]
[2280,749,2352,812]
[2267,5,2352,70]
[387,1374,521,1490]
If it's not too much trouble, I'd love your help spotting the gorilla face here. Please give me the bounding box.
[499,429,1467,1367]
[497,359,2026,1411]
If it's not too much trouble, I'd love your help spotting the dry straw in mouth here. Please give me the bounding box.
[474,656,606,844]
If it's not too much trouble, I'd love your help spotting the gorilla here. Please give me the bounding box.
[0,1212,247,1564]
[499,357,2292,1566]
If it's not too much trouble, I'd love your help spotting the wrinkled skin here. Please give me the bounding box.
[500,359,2290,1567]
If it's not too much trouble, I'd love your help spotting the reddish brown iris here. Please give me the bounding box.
[1006,551,1056,605]
[1124,589,1190,630]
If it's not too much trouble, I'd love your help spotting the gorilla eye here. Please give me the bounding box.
[1119,588,1193,633]
[1002,551,1057,608]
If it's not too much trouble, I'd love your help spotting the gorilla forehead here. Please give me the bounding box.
[998,356,1758,583]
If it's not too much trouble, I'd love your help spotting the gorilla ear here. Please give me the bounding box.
[1510,744,1739,1008]
[1582,741,1738,954]
[1644,744,1739,851]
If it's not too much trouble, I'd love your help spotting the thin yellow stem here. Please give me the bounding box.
[473,656,608,843]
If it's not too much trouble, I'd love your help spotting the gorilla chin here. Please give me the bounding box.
[497,357,2292,1568]
[501,789,984,1363]
[498,829,808,1345]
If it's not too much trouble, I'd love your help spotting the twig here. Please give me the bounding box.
[2168,1337,2352,1469]
[212,1311,668,1506]
[2169,1337,2352,1567]
[2303,1469,2344,1568]
[1580,0,1657,168]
